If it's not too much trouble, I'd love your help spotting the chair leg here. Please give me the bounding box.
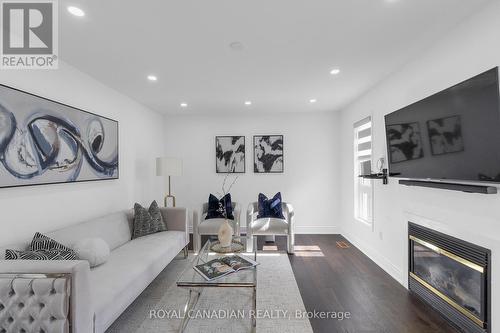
[287,234,295,254]
[246,236,253,253]
[195,233,202,254]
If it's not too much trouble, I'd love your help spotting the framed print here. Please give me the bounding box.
[215,136,245,173]
[0,84,119,188]
[254,135,283,173]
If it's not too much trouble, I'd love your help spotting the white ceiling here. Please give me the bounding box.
[59,0,493,114]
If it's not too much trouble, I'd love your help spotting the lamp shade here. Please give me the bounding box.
[156,157,182,176]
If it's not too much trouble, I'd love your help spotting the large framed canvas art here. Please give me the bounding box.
[215,136,245,173]
[0,84,119,188]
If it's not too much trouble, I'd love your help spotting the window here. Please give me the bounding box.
[354,117,373,225]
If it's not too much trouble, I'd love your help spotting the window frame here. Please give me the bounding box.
[353,117,374,228]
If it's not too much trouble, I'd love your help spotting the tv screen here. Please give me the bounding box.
[385,67,500,183]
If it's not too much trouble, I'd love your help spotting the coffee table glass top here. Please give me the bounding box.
[177,237,256,287]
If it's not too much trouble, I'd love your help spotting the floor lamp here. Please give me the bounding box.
[156,157,182,207]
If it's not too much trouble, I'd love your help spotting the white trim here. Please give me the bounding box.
[189,225,339,235]
[341,228,405,287]
[189,225,338,235]
[354,217,373,229]
[354,116,374,227]
[294,226,339,234]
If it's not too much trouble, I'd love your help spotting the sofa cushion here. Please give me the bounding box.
[46,211,133,251]
[251,217,289,235]
[197,217,237,235]
[73,238,110,268]
[91,230,186,332]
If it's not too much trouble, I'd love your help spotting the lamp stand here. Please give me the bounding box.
[164,175,176,207]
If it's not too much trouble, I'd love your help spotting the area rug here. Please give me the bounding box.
[106,253,313,333]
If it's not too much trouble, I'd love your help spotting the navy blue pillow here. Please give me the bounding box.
[205,193,234,220]
[257,192,285,219]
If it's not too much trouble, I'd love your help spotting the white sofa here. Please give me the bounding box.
[0,207,189,333]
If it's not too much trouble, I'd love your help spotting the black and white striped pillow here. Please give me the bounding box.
[5,249,77,260]
[30,232,73,252]
[4,232,78,260]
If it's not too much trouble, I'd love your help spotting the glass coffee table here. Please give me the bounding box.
[176,237,257,332]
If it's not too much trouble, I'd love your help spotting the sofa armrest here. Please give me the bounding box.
[0,260,93,333]
[160,207,189,246]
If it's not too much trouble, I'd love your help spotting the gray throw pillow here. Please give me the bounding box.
[132,200,167,239]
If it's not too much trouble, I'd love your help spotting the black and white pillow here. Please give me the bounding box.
[5,232,78,261]
[5,249,77,260]
[132,200,167,239]
[30,232,73,252]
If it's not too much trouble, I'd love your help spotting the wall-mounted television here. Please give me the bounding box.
[385,67,500,183]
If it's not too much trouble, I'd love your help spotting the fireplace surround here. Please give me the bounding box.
[408,222,491,333]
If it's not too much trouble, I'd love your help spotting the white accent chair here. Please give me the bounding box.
[246,202,295,254]
[193,202,241,253]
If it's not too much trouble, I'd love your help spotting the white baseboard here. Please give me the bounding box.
[294,226,339,234]
[341,229,405,287]
[189,225,338,234]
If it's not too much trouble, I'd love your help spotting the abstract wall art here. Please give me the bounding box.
[0,84,119,189]
[215,136,245,173]
[254,135,283,173]
[427,115,464,155]
[386,122,423,163]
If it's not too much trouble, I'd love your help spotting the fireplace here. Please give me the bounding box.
[408,223,491,333]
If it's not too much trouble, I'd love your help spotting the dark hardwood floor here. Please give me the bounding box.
[269,234,457,333]
[190,234,458,333]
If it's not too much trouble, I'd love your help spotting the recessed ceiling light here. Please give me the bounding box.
[330,68,340,75]
[180,103,188,108]
[244,101,252,106]
[229,41,244,51]
[309,99,317,103]
[147,75,157,81]
[67,6,85,17]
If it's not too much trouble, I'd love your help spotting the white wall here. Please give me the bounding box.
[164,112,340,233]
[338,1,500,331]
[0,61,165,246]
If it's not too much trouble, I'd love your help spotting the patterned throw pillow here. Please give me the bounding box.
[205,193,234,220]
[5,249,77,260]
[132,200,167,239]
[30,232,73,252]
[5,232,78,260]
[257,192,285,219]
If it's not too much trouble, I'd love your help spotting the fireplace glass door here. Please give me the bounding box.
[410,236,485,323]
